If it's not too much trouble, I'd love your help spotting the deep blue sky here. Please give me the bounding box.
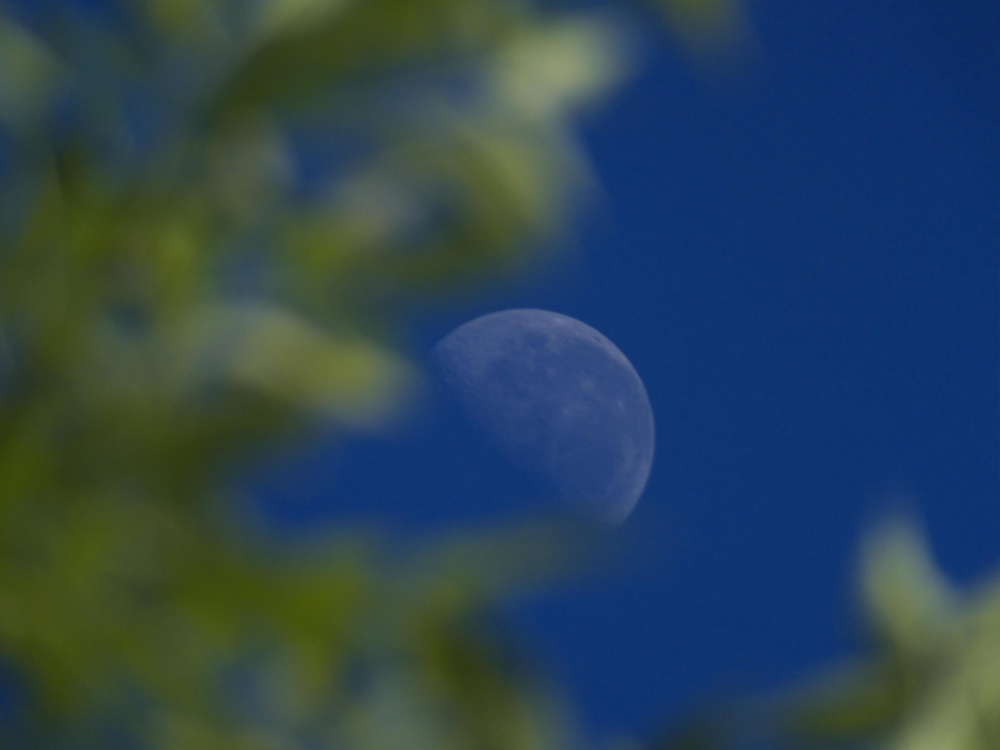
[253,0,1000,743]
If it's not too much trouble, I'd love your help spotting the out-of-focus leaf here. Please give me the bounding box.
[387,525,587,749]
[205,119,294,222]
[745,518,1000,750]
[766,658,906,744]
[0,17,63,127]
[860,516,961,658]
[204,0,526,123]
[487,14,633,122]
[380,111,592,291]
[197,303,419,429]
[250,0,355,41]
[407,520,591,604]
[131,0,218,36]
[890,671,992,750]
[654,0,755,58]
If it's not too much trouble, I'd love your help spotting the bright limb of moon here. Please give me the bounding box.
[431,309,654,525]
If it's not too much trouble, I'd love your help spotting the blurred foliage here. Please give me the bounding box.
[654,0,755,58]
[650,517,1000,750]
[0,0,736,748]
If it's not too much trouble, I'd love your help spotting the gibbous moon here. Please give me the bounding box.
[431,309,654,525]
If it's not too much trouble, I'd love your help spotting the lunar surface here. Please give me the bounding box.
[431,309,654,524]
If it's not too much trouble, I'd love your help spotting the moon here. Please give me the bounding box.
[431,309,654,525]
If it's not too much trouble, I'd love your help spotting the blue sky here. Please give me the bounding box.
[253,0,1000,742]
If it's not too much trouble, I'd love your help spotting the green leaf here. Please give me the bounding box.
[203,0,527,124]
[0,17,64,127]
